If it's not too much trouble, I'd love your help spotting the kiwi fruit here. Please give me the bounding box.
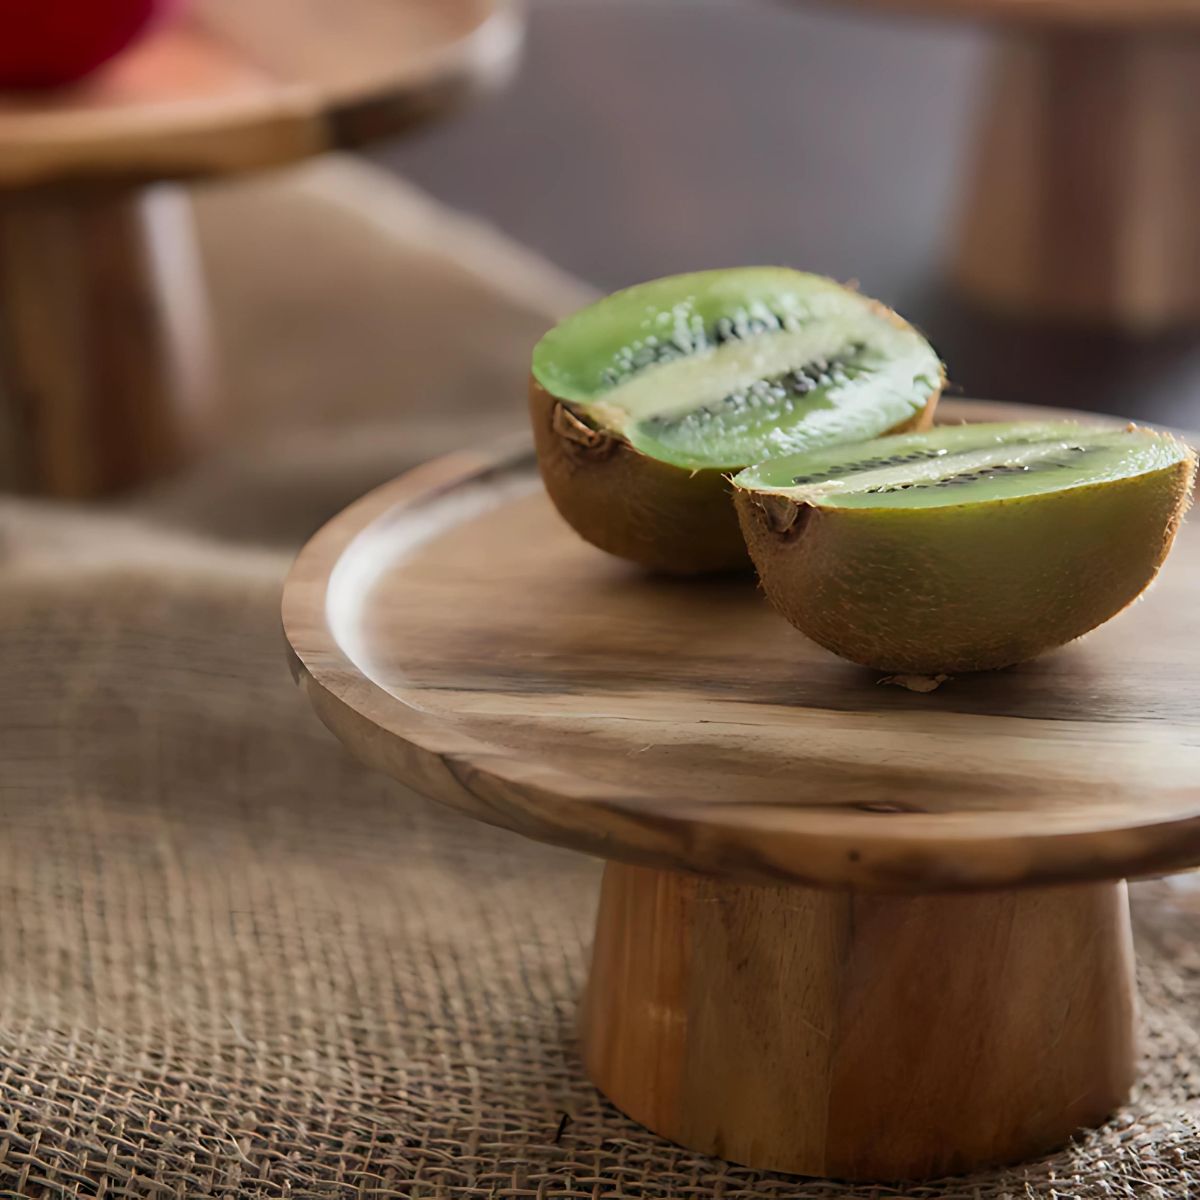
[733,422,1196,673]
[531,267,944,573]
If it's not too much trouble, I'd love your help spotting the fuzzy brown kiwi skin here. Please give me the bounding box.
[531,378,940,575]
[735,448,1197,674]
[530,377,748,574]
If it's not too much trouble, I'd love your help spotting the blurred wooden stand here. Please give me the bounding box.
[955,30,1200,330]
[0,0,523,497]
[834,0,1200,330]
[0,186,210,494]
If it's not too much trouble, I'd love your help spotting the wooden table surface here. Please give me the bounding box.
[284,398,1200,895]
[383,0,1200,427]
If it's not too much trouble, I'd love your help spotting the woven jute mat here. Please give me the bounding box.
[1,160,1198,1199]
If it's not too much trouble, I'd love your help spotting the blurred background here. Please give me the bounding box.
[383,0,1200,427]
[4,4,1200,1196]
[3,0,1200,506]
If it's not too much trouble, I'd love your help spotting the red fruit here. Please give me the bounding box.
[0,0,179,89]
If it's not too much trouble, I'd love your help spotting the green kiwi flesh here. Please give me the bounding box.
[531,268,943,573]
[733,422,1196,673]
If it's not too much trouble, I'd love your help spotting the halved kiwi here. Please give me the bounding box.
[733,422,1196,673]
[531,268,944,573]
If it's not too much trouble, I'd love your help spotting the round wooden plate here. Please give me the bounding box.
[283,398,1200,895]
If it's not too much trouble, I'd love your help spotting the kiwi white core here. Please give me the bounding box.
[531,268,942,473]
[734,422,1190,510]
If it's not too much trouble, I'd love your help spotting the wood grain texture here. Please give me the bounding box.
[954,31,1200,329]
[0,0,523,188]
[0,185,212,495]
[282,399,1200,893]
[582,861,1137,1180]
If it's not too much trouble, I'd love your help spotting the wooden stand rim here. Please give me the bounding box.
[282,399,1200,894]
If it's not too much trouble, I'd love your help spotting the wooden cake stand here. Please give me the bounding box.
[0,0,522,497]
[832,0,1200,329]
[282,399,1200,1181]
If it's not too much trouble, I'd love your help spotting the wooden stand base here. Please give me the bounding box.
[582,863,1138,1181]
[954,30,1200,330]
[0,184,212,497]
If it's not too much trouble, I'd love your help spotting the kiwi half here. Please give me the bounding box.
[733,422,1196,673]
[531,268,944,573]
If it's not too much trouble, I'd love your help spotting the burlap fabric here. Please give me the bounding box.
[1,159,1198,1199]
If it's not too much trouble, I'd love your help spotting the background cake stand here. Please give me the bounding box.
[829,0,1200,329]
[0,0,522,496]
[282,398,1200,1181]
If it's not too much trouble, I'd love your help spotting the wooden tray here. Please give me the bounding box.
[283,398,1197,1181]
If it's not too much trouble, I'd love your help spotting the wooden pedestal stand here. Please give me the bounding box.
[954,28,1200,329]
[837,0,1200,327]
[0,0,522,496]
[283,399,1200,1181]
